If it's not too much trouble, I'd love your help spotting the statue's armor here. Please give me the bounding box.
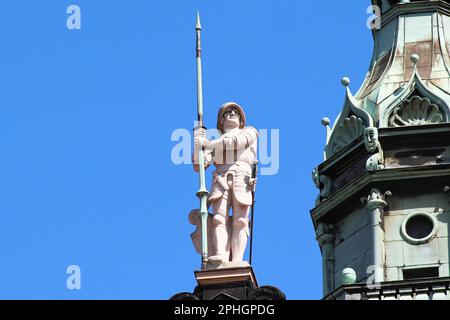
[207,126,258,206]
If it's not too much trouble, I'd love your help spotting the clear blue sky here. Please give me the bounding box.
[0,1,374,299]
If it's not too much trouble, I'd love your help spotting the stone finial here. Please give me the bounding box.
[321,117,330,127]
[410,54,420,66]
[321,117,332,155]
[341,268,357,285]
[341,77,351,87]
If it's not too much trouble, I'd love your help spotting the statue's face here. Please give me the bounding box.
[222,108,241,129]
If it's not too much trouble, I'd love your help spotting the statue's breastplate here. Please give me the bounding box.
[213,130,257,169]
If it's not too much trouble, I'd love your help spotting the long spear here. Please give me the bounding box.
[195,12,209,270]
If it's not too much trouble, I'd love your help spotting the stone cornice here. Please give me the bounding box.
[379,122,450,137]
[319,137,364,174]
[311,163,450,228]
[319,123,450,174]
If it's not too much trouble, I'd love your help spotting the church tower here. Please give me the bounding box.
[312,0,450,300]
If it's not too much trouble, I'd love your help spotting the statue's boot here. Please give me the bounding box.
[208,255,225,263]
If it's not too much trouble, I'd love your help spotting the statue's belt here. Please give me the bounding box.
[214,161,253,174]
[213,170,251,191]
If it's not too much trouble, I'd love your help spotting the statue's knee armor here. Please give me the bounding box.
[213,214,226,227]
[233,217,249,230]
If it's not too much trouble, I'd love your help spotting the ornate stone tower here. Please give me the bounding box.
[312,0,450,300]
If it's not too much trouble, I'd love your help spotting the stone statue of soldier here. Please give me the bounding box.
[193,102,258,264]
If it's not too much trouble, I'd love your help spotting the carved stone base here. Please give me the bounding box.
[170,266,286,301]
[205,260,250,271]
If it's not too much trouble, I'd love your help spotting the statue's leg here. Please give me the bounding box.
[210,194,230,262]
[230,198,250,262]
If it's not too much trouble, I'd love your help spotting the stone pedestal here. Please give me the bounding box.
[170,266,286,300]
[195,266,257,300]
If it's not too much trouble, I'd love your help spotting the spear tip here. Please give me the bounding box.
[196,11,202,30]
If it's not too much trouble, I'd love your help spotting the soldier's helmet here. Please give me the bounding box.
[216,102,246,134]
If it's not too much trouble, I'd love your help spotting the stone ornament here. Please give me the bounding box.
[315,223,335,247]
[170,285,286,301]
[323,52,450,162]
[247,286,286,300]
[364,127,379,153]
[341,268,357,285]
[388,96,444,127]
[364,127,385,171]
[312,167,332,204]
[366,154,381,172]
[331,115,364,154]
[361,188,391,211]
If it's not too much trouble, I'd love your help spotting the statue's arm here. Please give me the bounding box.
[223,126,258,150]
[195,127,258,152]
[192,127,258,171]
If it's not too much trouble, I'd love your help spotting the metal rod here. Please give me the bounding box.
[195,12,209,270]
[249,160,258,265]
